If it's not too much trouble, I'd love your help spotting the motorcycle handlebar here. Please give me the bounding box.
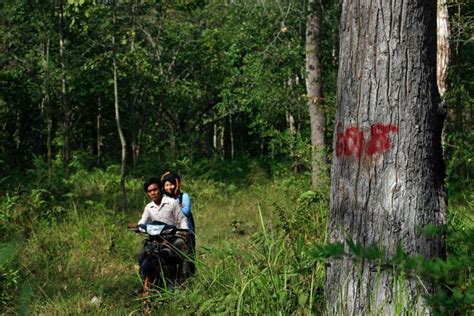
[126,223,189,235]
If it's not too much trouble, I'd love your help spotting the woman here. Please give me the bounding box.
[161,171,196,273]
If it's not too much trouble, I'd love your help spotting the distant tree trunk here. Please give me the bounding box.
[305,0,327,189]
[96,97,102,165]
[326,1,446,315]
[47,110,53,177]
[451,1,466,179]
[220,123,225,159]
[59,1,71,171]
[112,2,127,212]
[40,35,52,177]
[437,0,450,98]
[131,97,145,168]
[168,120,177,157]
[229,113,234,160]
[213,123,218,150]
[129,0,143,169]
[286,111,298,175]
[213,121,225,159]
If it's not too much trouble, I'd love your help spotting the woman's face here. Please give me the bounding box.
[164,181,175,195]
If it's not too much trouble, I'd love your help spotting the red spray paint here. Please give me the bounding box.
[336,123,398,159]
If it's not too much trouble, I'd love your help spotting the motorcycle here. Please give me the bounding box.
[128,221,191,306]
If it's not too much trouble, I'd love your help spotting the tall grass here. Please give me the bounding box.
[1,162,472,314]
[1,164,329,314]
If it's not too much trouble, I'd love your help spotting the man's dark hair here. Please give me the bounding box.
[143,177,161,193]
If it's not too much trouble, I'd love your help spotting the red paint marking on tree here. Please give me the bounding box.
[336,123,398,159]
[336,124,365,158]
[366,124,398,156]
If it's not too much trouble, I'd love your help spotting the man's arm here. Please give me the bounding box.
[137,206,149,225]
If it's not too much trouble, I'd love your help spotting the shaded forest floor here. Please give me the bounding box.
[0,162,472,314]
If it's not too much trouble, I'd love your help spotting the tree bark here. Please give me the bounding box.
[112,1,127,212]
[436,0,450,98]
[305,0,327,189]
[326,1,446,315]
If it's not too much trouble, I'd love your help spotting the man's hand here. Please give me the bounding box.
[127,223,138,229]
[176,230,189,241]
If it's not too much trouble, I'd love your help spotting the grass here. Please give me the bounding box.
[0,165,472,315]
[1,167,326,315]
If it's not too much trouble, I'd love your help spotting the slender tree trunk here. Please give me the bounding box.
[452,1,466,179]
[287,111,298,175]
[41,35,52,177]
[437,0,450,98]
[131,127,142,168]
[97,97,102,165]
[213,123,218,150]
[112,2,127,212]
[437,0,450,154]
[59,1,70,171]
[220,123,225,159]
[229,113,234,160]
[305,0,327,189]
[326,2,446,314]
[129,0,142,169]
[47,112,52,177]
[169,120,176,157]
[213,122,225,159]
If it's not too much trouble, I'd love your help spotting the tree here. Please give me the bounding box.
[437,0,450,98]
[59,0,72,171]
[112,0,127,212]
[305,0,327,189]
[325,1,446,314]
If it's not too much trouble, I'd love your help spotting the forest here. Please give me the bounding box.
[0,0,472,315]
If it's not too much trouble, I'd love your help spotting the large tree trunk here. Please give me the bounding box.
[325,1,446,315]
[305,0,327,189]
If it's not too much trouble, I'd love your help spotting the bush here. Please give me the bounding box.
[0,242,20,312]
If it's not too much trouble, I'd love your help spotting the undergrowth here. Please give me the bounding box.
[0,158,472,315]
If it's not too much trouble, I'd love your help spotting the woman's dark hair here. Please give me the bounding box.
[143,177,161,193]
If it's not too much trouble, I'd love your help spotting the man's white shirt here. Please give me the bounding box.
[138,195,188,229]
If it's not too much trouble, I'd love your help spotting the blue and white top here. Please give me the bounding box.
[176,192,194,234]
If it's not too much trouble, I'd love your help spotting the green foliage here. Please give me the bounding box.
[0,242,20,312]
[311,220,474,315]
[444,0,474,187]
[0,159,472,314]
[0,0,471,314]
[0,0,341,173]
